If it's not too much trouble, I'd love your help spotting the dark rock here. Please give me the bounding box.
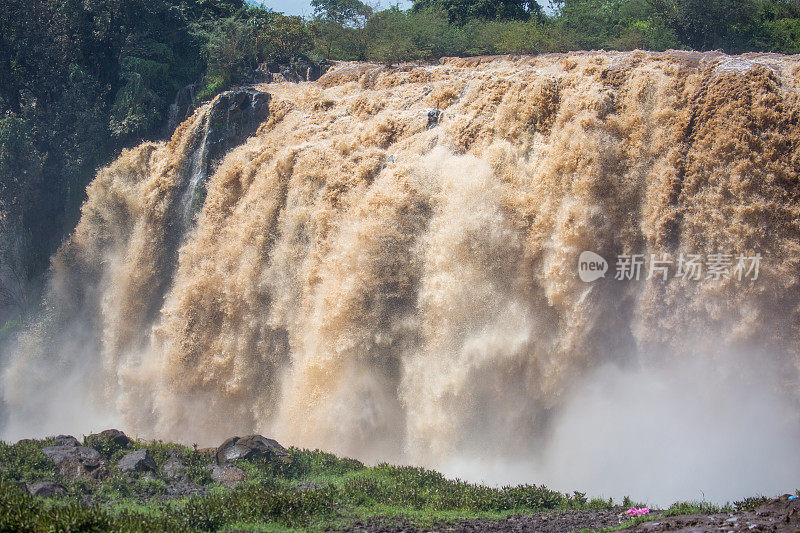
[93,429,131,448]
[280,65,301,83]
[41,445,105,479]
[206,464,246,486]
[173,88,271,228]
[53,435,80,447]
[260,58,331,83]
[161,456,187,480]
[27,482,66,498]
[117,449,156,473]
[166,83,197,133]
[215,434,289,465]
[206,89,270,163]
[427,109,441,128]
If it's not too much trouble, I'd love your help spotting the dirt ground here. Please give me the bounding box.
[341,495,800,532]
[626,494,800,533]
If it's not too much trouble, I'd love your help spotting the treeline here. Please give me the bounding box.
[311,0,800,63]
[2,0,800,329]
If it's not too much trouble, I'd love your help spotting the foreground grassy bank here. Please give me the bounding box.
[0,433,790,532]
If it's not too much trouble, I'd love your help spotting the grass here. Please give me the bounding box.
[0,435,795,532]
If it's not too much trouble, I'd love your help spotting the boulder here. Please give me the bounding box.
[93,429,131,448]
[206,464,246,486]
[215,434,289,465]
[117,449,156,473]
[27,482,66,498]
[41,445,105,479]
[161,456,187,480]
[53,435,80,447]
[427,109,441,128]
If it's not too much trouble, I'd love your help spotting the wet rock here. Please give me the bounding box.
[215,434,289,465]
[117,449,156,473]
[41,445,105,479]
[206,89,270,163]
[27,482,66,498]
[53,435,80,447]
[427,109,441,128]
[261,58,330,83]
[167,83,198,133]
[161,456,187,480]
[206,464,246,486]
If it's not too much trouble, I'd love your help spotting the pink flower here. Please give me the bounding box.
[626,507,651,516]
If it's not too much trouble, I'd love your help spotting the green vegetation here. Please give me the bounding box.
[0,435,621,531]
[3,0,800,333]
[1,436,797,531]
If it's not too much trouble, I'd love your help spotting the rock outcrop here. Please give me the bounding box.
[27,482,66,497]
[215,435,289,465]
[117,449,156,473]
[206,464,246,486]
[53,435,80,447]
[41,442,106,479]
[90,429,131,448]
[259,58,331,83]
[205,89,270,163]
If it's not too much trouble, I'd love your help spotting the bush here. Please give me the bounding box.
[0,439,58,484]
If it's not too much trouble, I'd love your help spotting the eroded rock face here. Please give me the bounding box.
[117,449,156,473]
[41,445,105,479]
[205,89,270,163]
[27,482,66,498]
[215,435,289,465]
[206,464,246,486]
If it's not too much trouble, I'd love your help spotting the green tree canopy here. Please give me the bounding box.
[412,0,543,24]
[312,0,373,25]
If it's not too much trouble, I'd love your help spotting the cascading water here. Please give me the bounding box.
[2,51,799,504]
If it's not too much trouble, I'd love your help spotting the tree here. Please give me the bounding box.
[312,0,373,25]
[645,0,759,50]
[412,0,543,24]
[256,13,315,62]
[311,0,373,58]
